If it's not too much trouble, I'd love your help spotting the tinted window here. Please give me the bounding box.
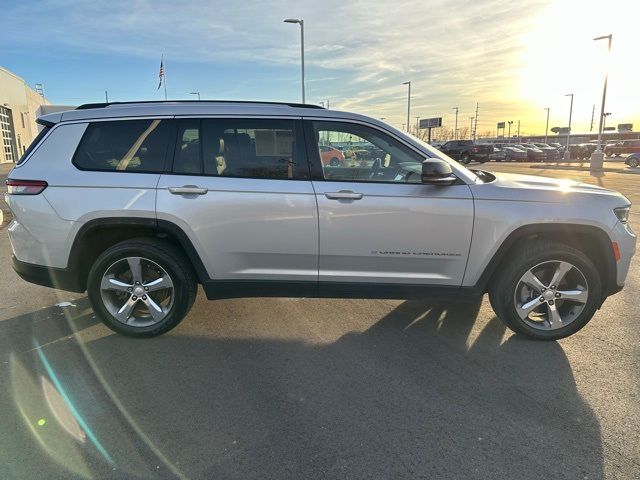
[172,118,307,180]
[312,121,424,183]
[74,119,170,172]
[16,126,50,165]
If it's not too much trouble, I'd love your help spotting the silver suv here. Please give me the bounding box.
[5,101,636,340]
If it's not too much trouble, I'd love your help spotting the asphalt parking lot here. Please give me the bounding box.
[0,162,638,479]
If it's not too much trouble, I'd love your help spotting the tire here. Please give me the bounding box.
[489,239,602,340]
[87,238,197,337]
[329,157,341,166]
[460,153,471,164]
[627,157,639,168]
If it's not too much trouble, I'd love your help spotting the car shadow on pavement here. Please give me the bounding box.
[0,297,604,479]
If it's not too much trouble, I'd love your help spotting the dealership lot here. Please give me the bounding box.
[0,162,638,479]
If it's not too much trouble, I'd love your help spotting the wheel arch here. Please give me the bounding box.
[477,223,617,302]
[68,217,209,291]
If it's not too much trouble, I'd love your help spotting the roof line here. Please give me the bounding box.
[75,100,325,110]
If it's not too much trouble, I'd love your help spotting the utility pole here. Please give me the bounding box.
[517,120,521,142]
[415,116,420,136]
[402,82,411,131]
[544,107,550,144]
[452,107,459,140]
[507,121,513,144]
[591,33,612,173]
[563,93,574,161]
[283,18,305,103]
[473,102,479,140]
[105,91,109,102]
[469,117,474,140]
[590,104,595,132]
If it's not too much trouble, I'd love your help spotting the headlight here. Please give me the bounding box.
[614,206,630,223]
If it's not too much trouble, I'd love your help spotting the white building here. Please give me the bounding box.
[0,67,55,163]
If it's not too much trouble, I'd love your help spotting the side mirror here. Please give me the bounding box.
[421,158,457,185]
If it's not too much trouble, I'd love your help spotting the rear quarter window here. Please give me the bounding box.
[73,119,171,173]
[16,126,51,165]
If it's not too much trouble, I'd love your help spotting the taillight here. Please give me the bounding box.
[6,179,48,195]
[471,147,479,153]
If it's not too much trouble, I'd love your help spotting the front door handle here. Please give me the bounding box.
[324,191,364,200]
[168,186,208,195]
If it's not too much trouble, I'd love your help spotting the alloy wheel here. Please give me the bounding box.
[513,260,589,331]
[100,257,174,327]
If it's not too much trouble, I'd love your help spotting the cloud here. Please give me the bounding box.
[2,0,636,131]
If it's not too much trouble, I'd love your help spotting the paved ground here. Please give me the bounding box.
[0,161,639,479]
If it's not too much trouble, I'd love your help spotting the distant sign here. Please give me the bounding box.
[419,117,442,129]
[618,123,633,132]
[497,122,505,129]
[551,127,571,134]
[603,126,616,132]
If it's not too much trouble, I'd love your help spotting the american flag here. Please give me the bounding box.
[157,57,164,90]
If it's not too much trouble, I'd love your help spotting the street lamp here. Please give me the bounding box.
[507,121,513,144]
[402,81,411,131]
[284,18,305,103]
[190,92,201,100]
[544,107,550,144]
[452,107,459,140]
[590,34,612,172]
[563,93,574,161]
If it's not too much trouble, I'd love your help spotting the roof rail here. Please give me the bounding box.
[75,100,325,110]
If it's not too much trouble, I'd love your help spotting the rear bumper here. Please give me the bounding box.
[12,256,85,293]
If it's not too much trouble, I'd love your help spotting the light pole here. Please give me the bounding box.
[452,107,459,140]
[284,18,305,103]
[469,117,474,140]
[402,81,411,131]
[563,93,574,161]
[190,92,201,100]
[507,121,513,144]
[415,116,420,136]
[544,107,550,144]
[590,34,612,172]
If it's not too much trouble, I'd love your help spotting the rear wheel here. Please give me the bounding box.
[87,238,197,337]
[329,157,341,166]
[489,240,601,340]
[460,153,471,164]
[627,156,639,168]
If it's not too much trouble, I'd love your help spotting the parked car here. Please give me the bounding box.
[605,140,640,157]
[438,140,494,164]
[489,146,506,162]
[533,143,560,162]
[6,100,635,340]
[493,144,528,162]
[319,145,345,166]
[625,153,639,168]
[514,144,545,162]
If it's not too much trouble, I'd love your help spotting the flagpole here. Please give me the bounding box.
[162,55,167,100]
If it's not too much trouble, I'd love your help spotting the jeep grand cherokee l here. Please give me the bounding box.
[5,101,636,340]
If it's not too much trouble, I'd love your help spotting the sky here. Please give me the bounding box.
[1,0,638,136]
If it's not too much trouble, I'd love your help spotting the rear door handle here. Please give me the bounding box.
[324,191,364,200]
[168,186,208,195]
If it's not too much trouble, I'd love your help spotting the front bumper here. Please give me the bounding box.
[610,221,637,287]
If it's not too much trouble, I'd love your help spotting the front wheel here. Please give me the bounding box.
[87,238,197,337]
[627,157,639,168]
[489,240,601,340]
[460,153,471,164]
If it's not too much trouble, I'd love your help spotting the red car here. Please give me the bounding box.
[319,145,345,166]
[605,140,640,157]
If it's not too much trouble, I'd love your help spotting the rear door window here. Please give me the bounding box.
[74,119,171,173]
[171,118,308,180]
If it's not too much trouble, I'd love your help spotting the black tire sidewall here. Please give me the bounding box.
[87,240,196,337]
[492,245,602,340]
